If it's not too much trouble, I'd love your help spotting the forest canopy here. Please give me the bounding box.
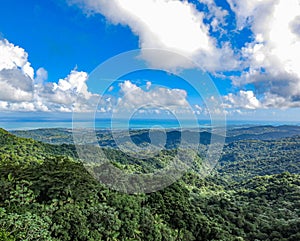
[0,127,299,241]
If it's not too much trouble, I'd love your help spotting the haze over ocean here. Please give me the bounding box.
[1,118,299,130]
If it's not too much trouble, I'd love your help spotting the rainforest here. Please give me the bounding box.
[0,125,299,241]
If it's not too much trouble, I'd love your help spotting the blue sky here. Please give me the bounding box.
[0,0,300,122]
[0,0,138,81]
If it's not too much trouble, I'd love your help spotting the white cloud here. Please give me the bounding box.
[3,0,300,112]
[194,104,202,115]
[70,0,239,71]
[0,39,34,102]
[199,0,228,32]
[0,69,33,102]
[108,86,114,92]
[0,38,100,112]
[146,81,151,90]
[35,67,48,84]
[228,0,300,108]
[68,0,300,109]
[39,69,100,112]
[223,89,300,110]
[53,70,91,99]
[262,92,290,108]
[223,90,261,110]
[116,80,191,113]
[0,38,34,79]
[10,102,36,112]
[226,0,274,30]
[75,0,211,53]
[0,101,8,110]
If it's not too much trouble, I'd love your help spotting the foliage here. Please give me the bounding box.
[218,136,300,181]
[0,127,300,240]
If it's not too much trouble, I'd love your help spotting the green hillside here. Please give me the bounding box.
[0,128,299,241]
[0,128,77,165]
[218,136,300,181]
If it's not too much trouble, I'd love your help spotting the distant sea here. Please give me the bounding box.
[1,118,300,130]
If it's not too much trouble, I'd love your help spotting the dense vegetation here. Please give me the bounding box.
[12,125,300,145]
[218,136,300,181]
[1,127,300,240]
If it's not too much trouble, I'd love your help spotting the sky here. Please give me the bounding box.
[0,0,300,122]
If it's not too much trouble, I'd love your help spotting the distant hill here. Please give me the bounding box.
[11,125,300,148]
[4,126,300,182]
[225,125,300,142]
[10,128,75,144]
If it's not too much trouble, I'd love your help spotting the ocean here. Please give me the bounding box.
[1,118,299,130]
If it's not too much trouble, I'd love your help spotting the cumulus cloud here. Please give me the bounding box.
[223,90,300,110]
[0,69,33,102]
[0,38,100,112]
[69,0,239,71]
[199,0,228,32]
[39,69,100,112]
[0,38,34,78]
[53,70,91,101]
[194,104,203,115]
[116,80,191,113]
[223,90,261,110]
[228,0,300,108]
[0,39,34,103]
[146,81,151,90]
[67,0,300,109]
[290,16,300,37]
[3,0,300,112]
[35,67,48,84]
[0,69,99,112]
[226,0,275,30]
